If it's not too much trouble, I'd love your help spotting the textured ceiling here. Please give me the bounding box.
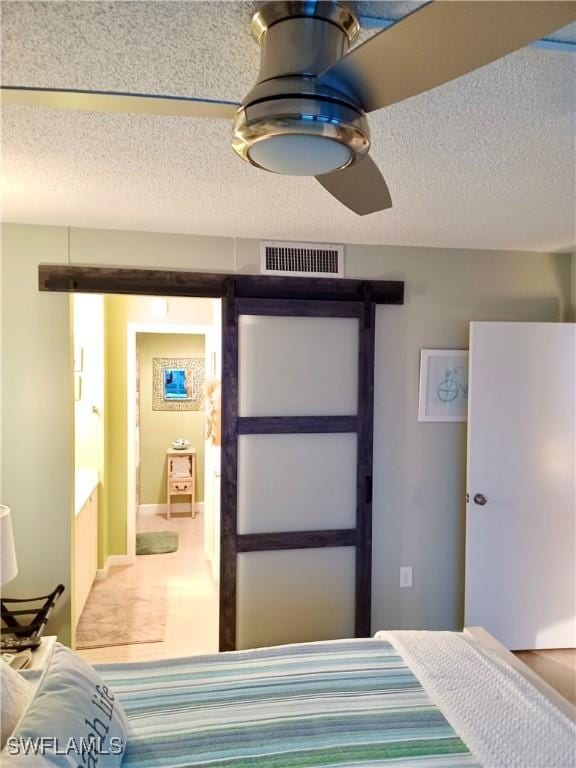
[1,1,575,252]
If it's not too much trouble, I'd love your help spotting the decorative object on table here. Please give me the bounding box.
[4,649,32,670]
[418,349,469,422]
[136,531,179,556]
[172,437,191,450]
[7,636,57,672]
[166,448,196,519]
[205,377,222,446]
[153,357,205,411]
[75,585,167,649]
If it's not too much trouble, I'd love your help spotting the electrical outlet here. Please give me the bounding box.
[399,566,413,588]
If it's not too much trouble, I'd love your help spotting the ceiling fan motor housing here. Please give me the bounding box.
[232,1,370,177]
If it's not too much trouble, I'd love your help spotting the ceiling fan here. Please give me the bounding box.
[3,1,575,215]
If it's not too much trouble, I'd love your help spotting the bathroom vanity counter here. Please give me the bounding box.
[75,468,99,516]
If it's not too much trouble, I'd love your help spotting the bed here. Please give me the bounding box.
[2,628,575,767]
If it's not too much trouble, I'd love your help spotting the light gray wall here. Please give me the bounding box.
[572,252,576,321]
[1,225,73,643]
[362,246,569,630]
[1,222,572,641]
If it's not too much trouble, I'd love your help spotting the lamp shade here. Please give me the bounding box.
[0,505,18,586]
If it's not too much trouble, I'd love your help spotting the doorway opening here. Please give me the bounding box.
[71,293,222,662]
[46,264,403,651]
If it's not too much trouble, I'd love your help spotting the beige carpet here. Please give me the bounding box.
[76,584,167,649]
[77,513,218,664]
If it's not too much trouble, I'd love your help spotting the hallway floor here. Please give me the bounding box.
[77,512,219,664]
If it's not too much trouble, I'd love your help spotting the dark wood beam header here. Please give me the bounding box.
[236,298,362,318]
[238,416,358,434]
[38,265,404,305]
[237,529,357,553]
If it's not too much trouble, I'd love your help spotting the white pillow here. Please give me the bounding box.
[3,644,128,766]
[0,660,35,748]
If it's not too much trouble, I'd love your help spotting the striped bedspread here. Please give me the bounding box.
[96,639,479,767]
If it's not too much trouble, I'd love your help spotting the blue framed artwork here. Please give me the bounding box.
[153,357,205,411]
[418,349,469,422]
[163,367,188,400]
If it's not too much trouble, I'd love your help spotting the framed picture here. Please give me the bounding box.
[163,367,189,401]
[152,357,205,411]
[418,349,469,422]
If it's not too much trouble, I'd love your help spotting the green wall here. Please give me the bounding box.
[1,225,73,645]
[104,295,128,559]
[103,298,211,563]
[72,294,107,570]
[138,333,206,505]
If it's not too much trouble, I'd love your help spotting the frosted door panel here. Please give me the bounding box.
[239,315,359,416]
[237,548,355,649]
[238,434,357,534]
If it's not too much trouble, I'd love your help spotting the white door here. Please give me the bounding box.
[465,322,575,650]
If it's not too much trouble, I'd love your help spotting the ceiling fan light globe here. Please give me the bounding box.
[248,134,353,176]
[231,98,370,178]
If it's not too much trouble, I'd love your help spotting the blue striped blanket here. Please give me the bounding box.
[96,639,479,767]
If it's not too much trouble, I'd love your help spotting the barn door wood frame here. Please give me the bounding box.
[221,288,377,651]
[38,265,404,651]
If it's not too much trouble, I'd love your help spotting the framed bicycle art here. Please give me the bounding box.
[418,349,469,422]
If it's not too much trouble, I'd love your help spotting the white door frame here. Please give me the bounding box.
[126,322,214,558]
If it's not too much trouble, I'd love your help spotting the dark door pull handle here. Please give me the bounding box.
[365,476,373,504]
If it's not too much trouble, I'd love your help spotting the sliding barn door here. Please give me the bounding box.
[220,296,375,651]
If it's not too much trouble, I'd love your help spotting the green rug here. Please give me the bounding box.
[136,531,179,556]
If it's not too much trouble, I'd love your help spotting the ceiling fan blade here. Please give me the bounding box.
[316,156,392,215]
[1,86,240,119]
[319,1,576,113]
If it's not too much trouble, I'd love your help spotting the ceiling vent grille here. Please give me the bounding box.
[260,241,344,278]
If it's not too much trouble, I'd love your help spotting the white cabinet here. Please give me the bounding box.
[75,485,98,624]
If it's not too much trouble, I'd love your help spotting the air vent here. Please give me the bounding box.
[260,241,344,278]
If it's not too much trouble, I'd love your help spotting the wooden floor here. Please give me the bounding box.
[77,511,219,664]
[514,649,576,706]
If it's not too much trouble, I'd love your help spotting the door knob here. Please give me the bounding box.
[473,493,487,506]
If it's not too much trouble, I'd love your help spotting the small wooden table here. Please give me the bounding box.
[166,448,196,519]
